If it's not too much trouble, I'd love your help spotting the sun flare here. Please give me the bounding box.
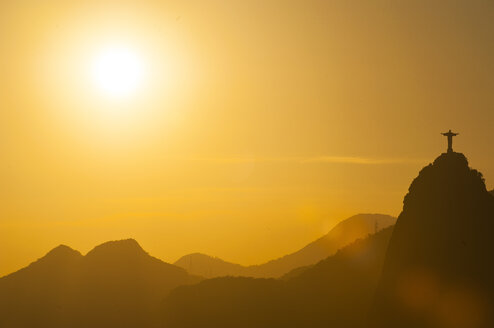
[91,45,146,99]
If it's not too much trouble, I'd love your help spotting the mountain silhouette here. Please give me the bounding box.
[174,253,246,278]
[370,152,494,328]
[163,226,395,328]
[175,213,395,278]
[0,239,201,328]
[4,152,492,328]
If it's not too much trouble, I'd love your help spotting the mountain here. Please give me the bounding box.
[0,239,201,328]
[163,226,395,328]
[370,152,494,328]
[174,253,246,278]
[175,213,396,278]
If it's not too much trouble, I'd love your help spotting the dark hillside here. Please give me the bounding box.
[163,227,394,328]
[370,153,494,328]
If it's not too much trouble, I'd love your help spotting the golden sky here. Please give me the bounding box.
[1,0,494,276]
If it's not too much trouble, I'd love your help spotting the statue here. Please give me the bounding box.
[441,130,459,153]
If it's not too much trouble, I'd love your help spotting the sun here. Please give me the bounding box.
[91,45,146,99]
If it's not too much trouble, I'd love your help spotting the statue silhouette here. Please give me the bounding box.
[441,130,459,153]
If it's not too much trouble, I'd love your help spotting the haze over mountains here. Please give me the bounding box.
[174,213,396,278]
[2,150,493,328]
[164,226,396,328]
[163,151,494,328]
[0,214,395,328]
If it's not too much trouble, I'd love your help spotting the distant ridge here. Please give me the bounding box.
[163,226,396,328]
[175,213,396,278]
[33,244,83,267]
[85,238,146,258]
[174,253,246,277]
[0,239,201,328]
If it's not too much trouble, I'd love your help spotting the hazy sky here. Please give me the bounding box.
[1,0,493,276]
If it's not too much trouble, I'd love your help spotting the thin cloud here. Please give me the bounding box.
[301,156,425,165]
[181,156,425,165]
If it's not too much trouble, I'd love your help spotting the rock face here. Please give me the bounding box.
[370,152,494,328]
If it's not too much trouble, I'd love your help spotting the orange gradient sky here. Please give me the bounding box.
[1,0,494,276]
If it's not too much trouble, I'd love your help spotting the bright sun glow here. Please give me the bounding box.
[91,46,146,99]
